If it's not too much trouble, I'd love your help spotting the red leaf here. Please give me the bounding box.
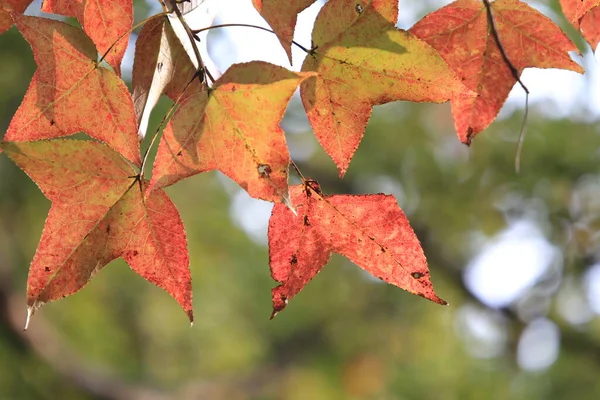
[301,0,472,176]
[560,0,600,50]
[4,16,140,165]
[252,0,316,63]
[149,61,313,203]
[1,139,193,325]
[268,181,446,317]
[83,0,133,76]
[0,0,32,34]
[411,0,583,144]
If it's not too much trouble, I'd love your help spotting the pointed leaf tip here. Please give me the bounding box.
[268,183,445,314]
[6,140,192,322]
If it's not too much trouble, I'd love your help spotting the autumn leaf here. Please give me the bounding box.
[411,0,583,144]
[132,16,199,139]
[1,139,193,326]
[4,15,141,165]
[301,0,472,176]
[268,181,446,318]
[41,0,84,19]
[0,0,32,34]
[252,0,316,63]
[40,0,132,75]
[149,61,313,203]
[560,0,600,50]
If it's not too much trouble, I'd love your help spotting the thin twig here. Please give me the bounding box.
[169,0,214,83]
[192,23,313,54]
[481,0,529,173]
[139,75,199,176]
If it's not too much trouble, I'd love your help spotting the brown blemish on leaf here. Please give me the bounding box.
[411,272,424,279]
[258,163,272,178]
[303,215,310,226]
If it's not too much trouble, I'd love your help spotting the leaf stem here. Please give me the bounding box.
[481,0,529,173]
[169,0,214,84]
[192,23,313,54]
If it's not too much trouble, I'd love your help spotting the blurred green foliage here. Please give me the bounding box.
[2,1,600,399]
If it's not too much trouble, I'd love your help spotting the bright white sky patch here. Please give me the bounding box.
[517,318,560,371]
[464,221,558,308]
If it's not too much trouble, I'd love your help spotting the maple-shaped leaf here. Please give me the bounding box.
[411,0,584,144]
[268,181,446,317]
[149,61,313,203]
[4,15,140,165]
[560,0,600,50]
[252,0,316,64]
[1,139,193,325]
[41,0,132,75]
[132,16,199,139]
[301,0,472,176]
[0,0,32,34]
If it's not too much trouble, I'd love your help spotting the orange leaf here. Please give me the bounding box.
[252,0,316,63]
[1,140,193,325]
[41,0,132,75]
[132,16,199,139]
[5,16,140,165]
[0,0,32,34]
[560,0,600,50]
[268,181,446,318]
[411,0,583,144]
[150,61,313,203]
[301,0,472,176]
[41,0,84,19]
[83,0,133,76]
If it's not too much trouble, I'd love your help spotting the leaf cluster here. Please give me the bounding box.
[0,0,595,327]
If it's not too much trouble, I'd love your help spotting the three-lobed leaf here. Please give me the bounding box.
[411,0,583,144]
[301,0,473,176]
[268,181,446,317]
[1,140,193,323]
[5,15,141,165]
[149,61,313,203]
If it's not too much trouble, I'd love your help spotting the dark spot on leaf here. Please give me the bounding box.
[381,247,386,252]
[157,62,163,72]
[44,267,51,272]
[465,127,474,146]
[177,150,183,157]
[355,3,363,13]
[106,225,111,234]
[411,272,424,279]
[132,250,139,256]
[49,119,55,126]
[231,85,236,92]
[303,215,310,226]
[258,163,272,178]
[290,254,297,265]
[417,292,426,299]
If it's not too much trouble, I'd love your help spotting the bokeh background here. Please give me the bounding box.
[1,0,600,398]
